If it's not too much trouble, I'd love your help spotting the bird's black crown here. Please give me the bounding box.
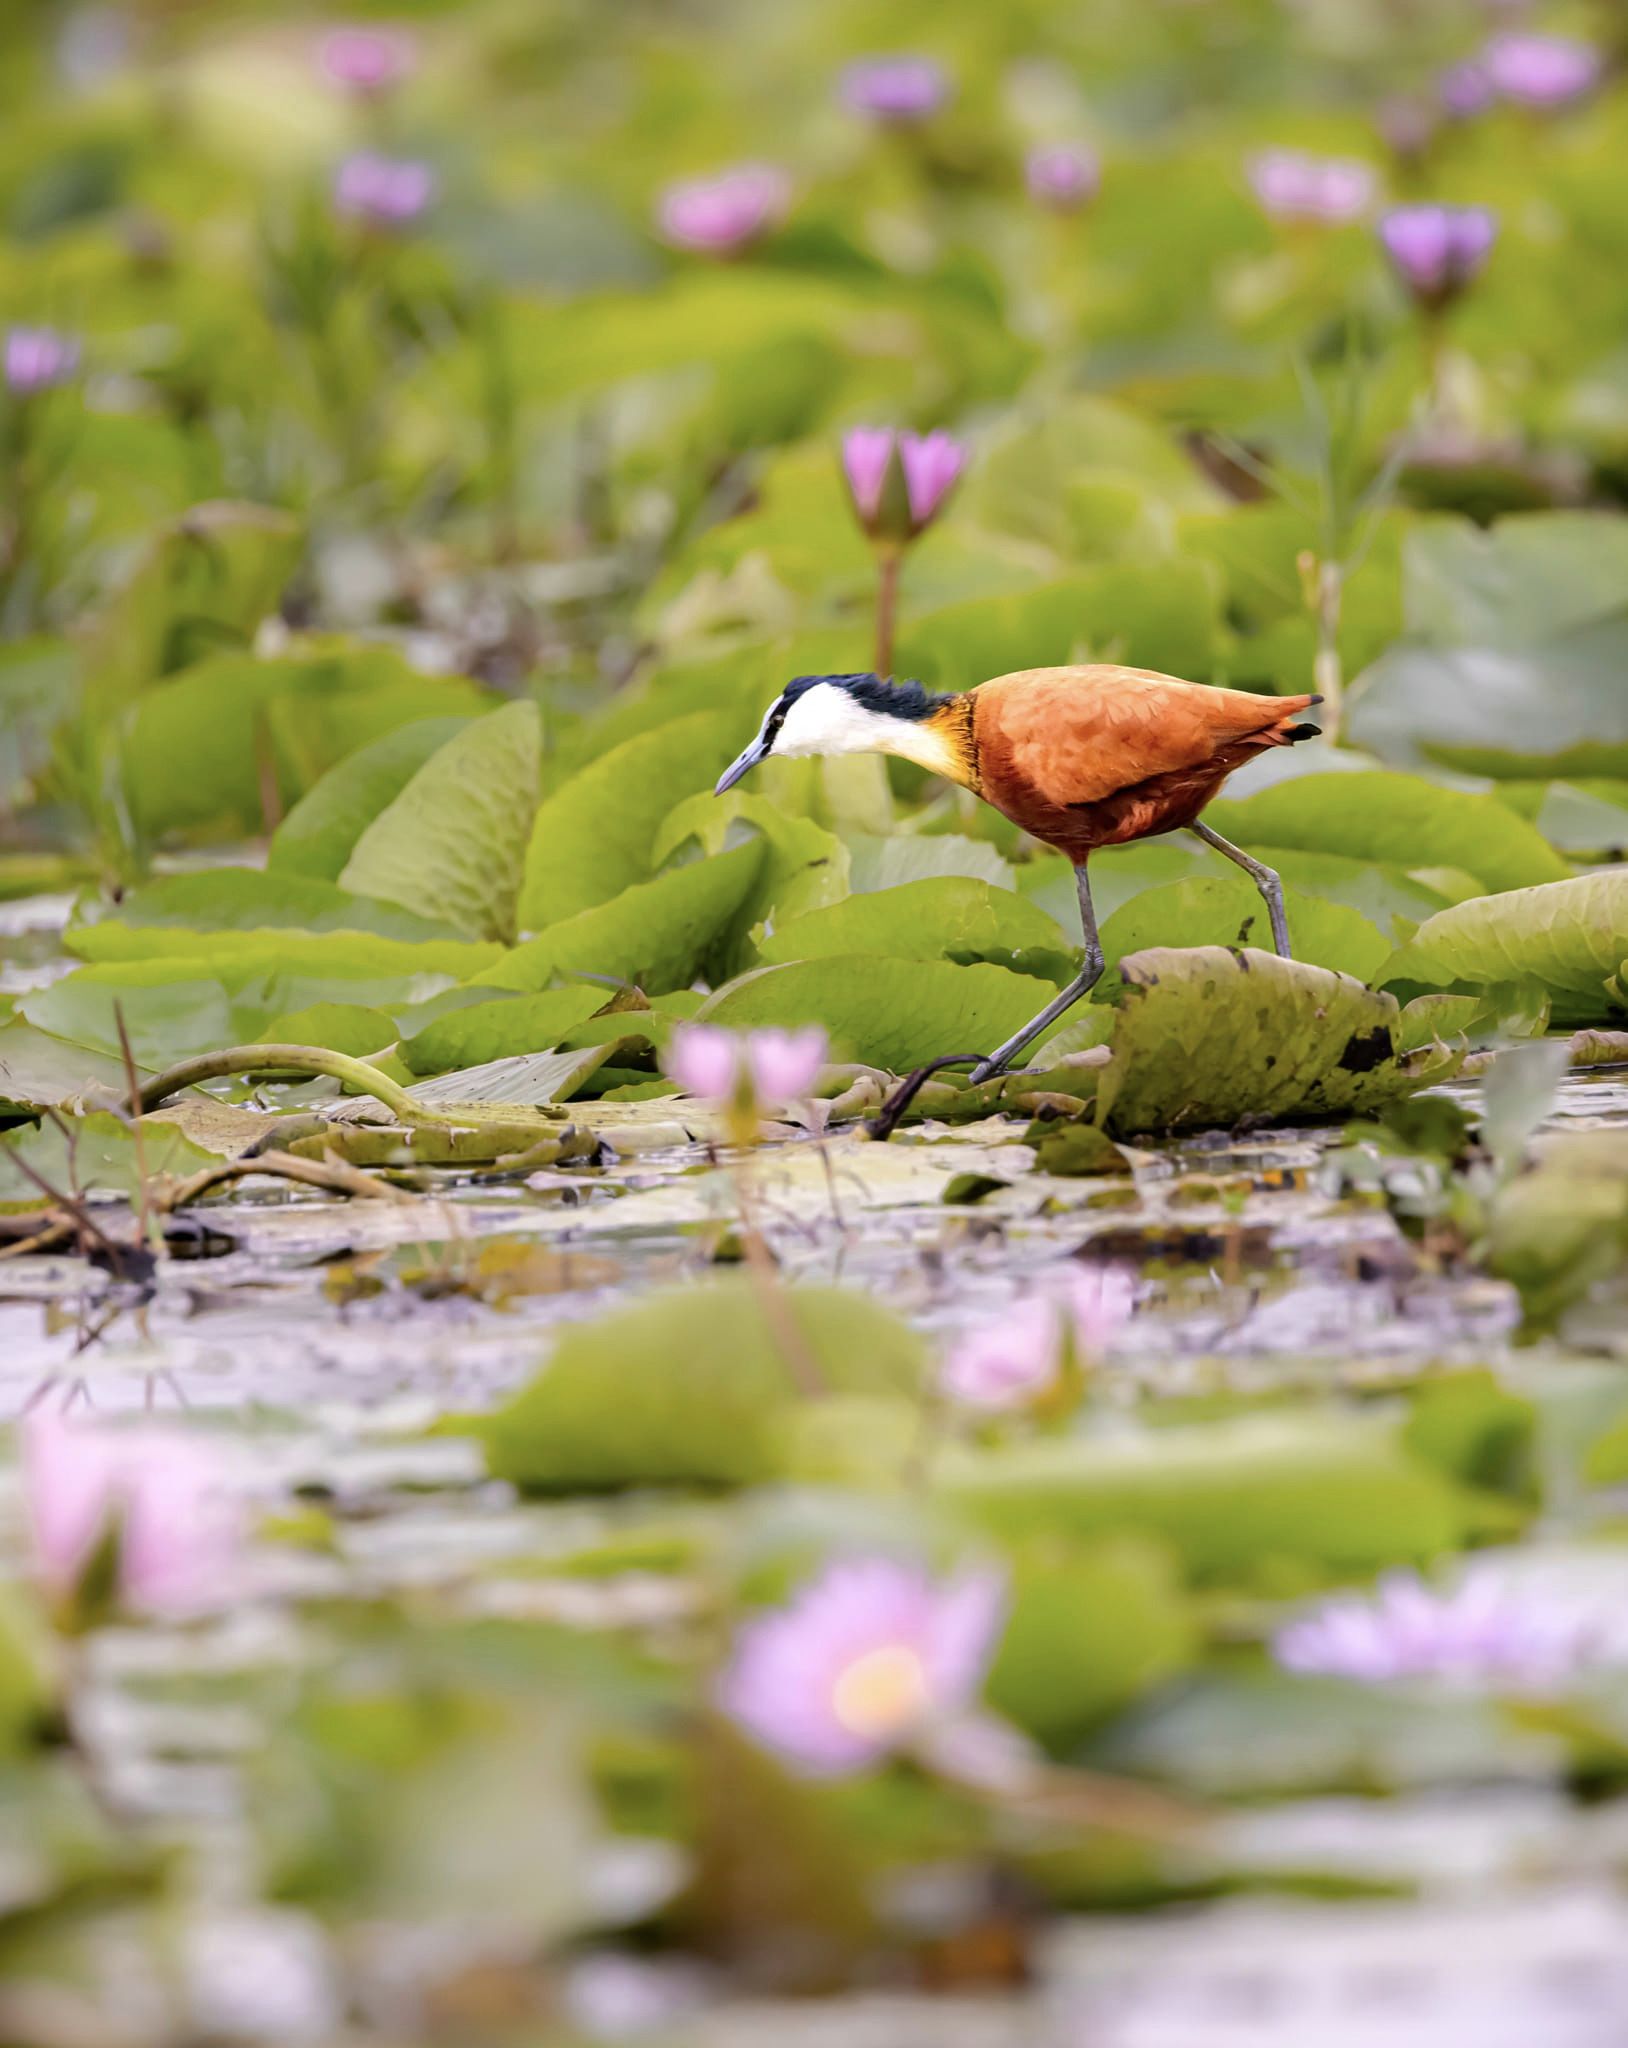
[781,672,948,723]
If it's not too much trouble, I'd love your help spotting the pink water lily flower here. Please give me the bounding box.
[1379,203,1497,308]
[941,1297,1062,1411]
[898,429,966,528]
[1274,1564,1609,1692]
[657,164,790,256]
[719,1556,1006,1774]
[1025,143,1100,211]
[319,24,418,97]
[333,152,436,228]
[841,426,895,525]
[1247,148,1377,224]
[664,1023,828,1108]
[940,1265,1134,1411]
[1482,32,1600,108]
[22,1412,242,1620]
[5,326,79,395]
[1063,1264,1137,1351]
[839,55,948,124]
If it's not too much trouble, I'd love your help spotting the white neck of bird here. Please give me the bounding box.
[772,685,959,779]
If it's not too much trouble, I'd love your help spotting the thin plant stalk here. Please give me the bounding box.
[873,543,902,677]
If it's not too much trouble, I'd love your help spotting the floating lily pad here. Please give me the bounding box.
[1382,872,1628,1026]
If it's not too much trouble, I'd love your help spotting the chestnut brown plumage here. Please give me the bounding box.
[714,663,1322,1079]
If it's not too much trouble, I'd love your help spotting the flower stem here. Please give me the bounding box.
[873,544,902,678]
[1312,556,1344,743]
[138,1043,472,1128]
[731,1155,826,1398]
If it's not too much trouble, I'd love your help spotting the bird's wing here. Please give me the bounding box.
[975,665,1304,809]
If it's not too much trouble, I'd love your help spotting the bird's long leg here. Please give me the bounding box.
[968,863,1104,1084]
[1191,819,1290,956]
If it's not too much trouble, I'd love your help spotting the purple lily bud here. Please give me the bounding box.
[318,24,418,98]
[839,54,948,124]
[1481,31,1601,109]
[1379,203,1497,309]
[4,325,79,395]
[897,430,966,530]
[841,426,896,526]
[1247,148,1377,225]
[656,164,790,257]
[1025,143,1100,211]
[333,152,436,229]
[1438,59,1495,119]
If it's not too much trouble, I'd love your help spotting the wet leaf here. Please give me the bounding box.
[1090,947,1456,1136]
[0,1108,221,1212]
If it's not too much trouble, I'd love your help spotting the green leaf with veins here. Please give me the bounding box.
[341,701,541,942]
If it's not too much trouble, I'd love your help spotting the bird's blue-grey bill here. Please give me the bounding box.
[714,740,766,795]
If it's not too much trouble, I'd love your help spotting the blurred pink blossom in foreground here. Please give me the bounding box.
[1379,203,1497,309]
[1025,143,1100,211]
[1482,31,1600,108]
[22,1412,242,1619]
[940,1266,1134,1411]
[719,1556,1005,1774]
[839,54,948,124]
[5,326,79,395]
[333,152,436,228]
[1274,1564,1617,1691]
[319,24,418,98]
[1247,148,1376,224]
[840,426,966,539]
[657,165,790,256]
[664,1023,828,1107]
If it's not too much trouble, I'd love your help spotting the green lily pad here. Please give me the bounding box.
[699,955,1052,1072]
[475,1278,926,1490]
[473,842,764,995]
[399,987,610,1076]
[755,877,1074,980]
[67,869,470,950]
[0,1108,221,1213]
[518,712,740,931]
[1381,872,1628,1025]
[1098,877,1391,985]
[341,701,542,942]
[1203,770,1571,894]
[1090,947,1457,1136]
[267,716,472,880]
[938,1415,1497,1583]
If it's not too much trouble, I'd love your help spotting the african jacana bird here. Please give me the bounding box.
[715,665,1323,1080]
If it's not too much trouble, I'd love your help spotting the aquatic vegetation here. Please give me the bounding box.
[0,0,1624,2035]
